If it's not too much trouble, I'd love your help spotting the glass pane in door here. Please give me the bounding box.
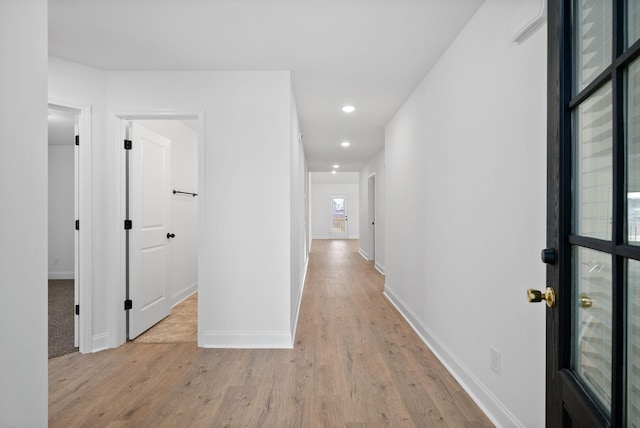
[575,0,612,93]
[630,0,640,47]
[628,58,640,244]
[628,259,640,426]
[573,246,612,413]
[331,197,345,234]
[573,83,613,240]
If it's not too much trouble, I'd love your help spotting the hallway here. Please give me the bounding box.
[49,240,492,427]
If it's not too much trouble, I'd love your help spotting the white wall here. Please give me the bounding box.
[48,145,75,279]
[384,1,546,427]
[48,56,108,350]
[0,0,48,426]
[289,92,308,334]
[106,71,294,348]
[137,120,198,306]
[310,172,359,239]
[49,58,305,349]
[358,149,385,273]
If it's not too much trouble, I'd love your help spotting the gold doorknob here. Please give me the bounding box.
[578,294,592,308]
[527,287,556,308]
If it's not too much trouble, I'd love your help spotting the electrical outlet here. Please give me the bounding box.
[490,347,501,376]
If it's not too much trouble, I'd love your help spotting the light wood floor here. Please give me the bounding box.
[134,292,197,343]
[49,240,493,427]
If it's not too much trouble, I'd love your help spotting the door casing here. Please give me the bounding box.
[110,112,204,347]
[368,173,376,260]
[48,100,92,354]
[329,194,348,239]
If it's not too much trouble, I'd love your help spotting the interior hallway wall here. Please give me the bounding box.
[48,56,108,350]
[384,1,546,426]
[49,57,305,350]
[310,172,359,239]
[137,120,198,306]
[289,91,307,333]
[358,149,385,273]
[0,0,48,426]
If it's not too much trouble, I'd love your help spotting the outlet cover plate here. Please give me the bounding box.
[490,346,501,376]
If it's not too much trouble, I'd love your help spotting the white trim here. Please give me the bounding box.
[374,262,385,275]
[109,111,206,350]
[91,333,109,353]
[48,271,74,280]
[358,248,370,260]
[291,257,309,343]
[383,286,523,428]
[367,173,376,263]
[510,0,546,44]
[171,283,197,308]
[312,236,360,240]
[201,331,293,349]
[48,100,93,355]
[329,193,349,239]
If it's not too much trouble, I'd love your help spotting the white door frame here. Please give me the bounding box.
[110,111,204,347]
[48,100,93,354]
[368,173,376,261]
[329,194,348,239]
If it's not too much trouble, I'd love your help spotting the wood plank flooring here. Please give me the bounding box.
[49,239,494,427]
[133,292,197,343]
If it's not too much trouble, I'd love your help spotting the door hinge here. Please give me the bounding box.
[75,135,79,146]
[124,139,132,150]
[124,299,133,310]
[124,219,132,230]
[75,304,80,315]
[75,219,79,230]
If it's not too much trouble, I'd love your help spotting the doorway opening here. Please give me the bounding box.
[119,118,200,344]
[47,101,91,356]
[48,107,77,358]
[330,194,348,239]
[368,174,376,261]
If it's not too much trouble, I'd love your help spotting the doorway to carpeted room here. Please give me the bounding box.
[48,279,77,358]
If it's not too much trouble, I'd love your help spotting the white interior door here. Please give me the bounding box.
[128,122,171,339]
[368,175,375,260]
[330,194,348,239]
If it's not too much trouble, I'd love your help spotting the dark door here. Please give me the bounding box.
[544,0,640,426]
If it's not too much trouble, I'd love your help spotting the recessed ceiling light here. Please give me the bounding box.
[333,164,339,169]
[342,105,356,113]
[332,170,337,174]
[341,141,350,147]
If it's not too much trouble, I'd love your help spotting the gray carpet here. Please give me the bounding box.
[48,280,78,358]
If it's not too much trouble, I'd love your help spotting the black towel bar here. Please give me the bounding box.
[173,189,198,197]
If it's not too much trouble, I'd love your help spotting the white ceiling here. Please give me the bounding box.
[311,172,359,185]
[49,0,484,171]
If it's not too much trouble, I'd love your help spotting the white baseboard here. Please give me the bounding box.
[312,236,360,240]
[374,262,385,275]
[171,282,197,307]
[48,271,74,280]
[383,285,523,428]
[358,248,370,260]
[91,333,109,353]
[201,331,293,349]
[291,257,309,343]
